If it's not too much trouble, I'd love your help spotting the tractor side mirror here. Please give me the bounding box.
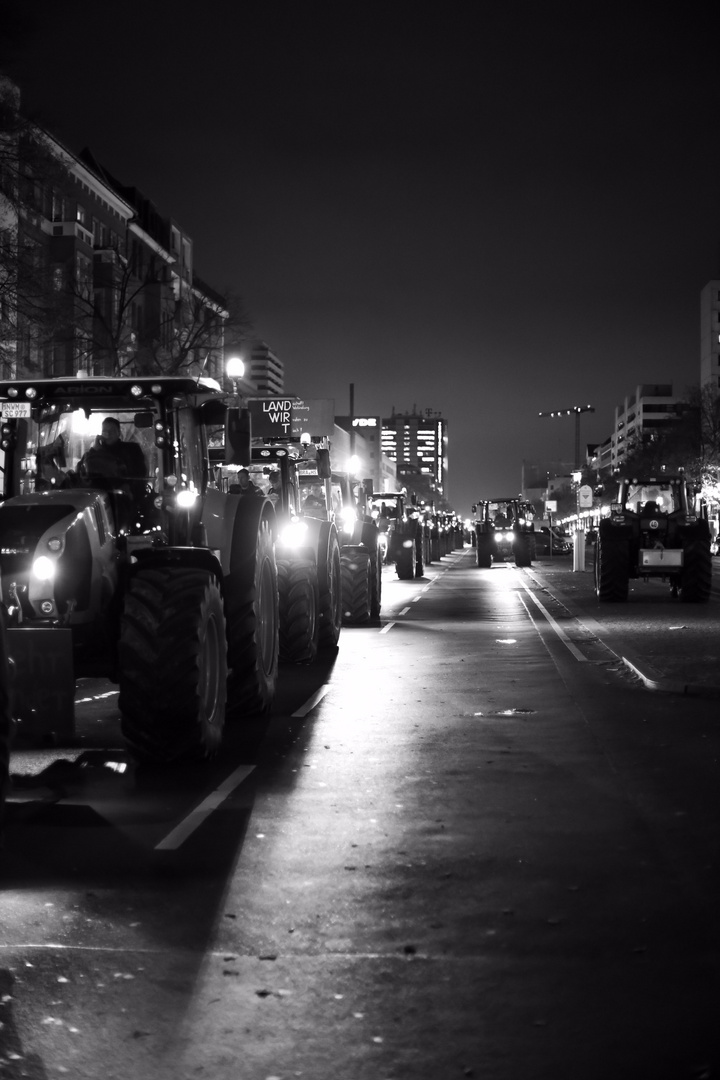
[316,447,331,479]
[225,407,251,466]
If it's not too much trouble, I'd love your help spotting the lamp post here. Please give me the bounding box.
[538,404,595,469]
[571,468,585,572]
[226,355,245,400]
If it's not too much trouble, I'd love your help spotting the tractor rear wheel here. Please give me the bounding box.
[396,543,414,579]
[680,539,712,602]
[415,530,424,578]
[594,535,629,601]
[278,558,319,661]
[319,528,343,650]
[513,535,532,567]
[476,536,492,568]
[341,549,372,624]
[226,516,279,717]
[119,567,227,762]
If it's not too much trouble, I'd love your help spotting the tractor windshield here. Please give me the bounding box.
[1,405,158,498]
[624,484,677,514]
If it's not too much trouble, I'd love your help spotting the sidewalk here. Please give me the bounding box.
[524,551,720,699]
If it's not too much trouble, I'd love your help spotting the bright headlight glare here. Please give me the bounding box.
[33,555,56,581]
[279,519,309,548]
[176,489,198,509]
[341,507,356,526]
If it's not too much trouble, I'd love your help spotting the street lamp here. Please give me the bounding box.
[226,356,244,398]
[538,404,595,469]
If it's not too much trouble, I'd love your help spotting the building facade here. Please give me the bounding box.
[1,79,228,382]
[609,384,679,471]
[700,279,720,391]
[248,340,284,395]
[334,414,397,492]
[381,407,448,503]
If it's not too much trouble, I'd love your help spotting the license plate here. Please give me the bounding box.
[1,401,31,418]
[640,549,683,567]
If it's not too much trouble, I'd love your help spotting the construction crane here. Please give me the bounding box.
[538,404,595,469]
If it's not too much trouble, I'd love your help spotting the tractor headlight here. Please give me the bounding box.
[47,536,63,553]
[279,518,309,549]
[340,506,356,533]
[176,489,198,509]
[33,555,56,581]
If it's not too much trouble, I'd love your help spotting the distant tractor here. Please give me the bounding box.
[594,474,712,602]
[369,491,424,580]
[472,498,536,567]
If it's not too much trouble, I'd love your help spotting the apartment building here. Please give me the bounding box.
[700,279,720,391]
[609,384,679,471]
[0,78,227,381]
[248,340,284,395]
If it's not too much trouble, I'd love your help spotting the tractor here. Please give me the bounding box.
[0,374,279,761]
[472,498,536,567]
[369,491,424,580]
[594,473,712,602]
[243,398,343,661]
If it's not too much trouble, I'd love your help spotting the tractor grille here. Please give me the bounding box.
[0,504,73,577]
[0,503,85,613]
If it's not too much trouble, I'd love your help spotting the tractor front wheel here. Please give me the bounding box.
[119,567,227,762]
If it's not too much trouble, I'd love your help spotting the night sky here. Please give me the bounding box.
[4,3,720,514]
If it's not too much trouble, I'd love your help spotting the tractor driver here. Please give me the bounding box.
[78,417,147,499]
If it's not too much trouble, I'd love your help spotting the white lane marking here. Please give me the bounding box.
[399,606,411,615]
[292,684,330,718]
[517,583,588,662]
[75,690,119,704]
[379,622,395,634]
[155,764,255,851]
[412,594,422,603]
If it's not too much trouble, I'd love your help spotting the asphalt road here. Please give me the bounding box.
[1,548,719,1079]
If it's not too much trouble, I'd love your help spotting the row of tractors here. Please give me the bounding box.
[471,476,713,604]
[0,376,462,768]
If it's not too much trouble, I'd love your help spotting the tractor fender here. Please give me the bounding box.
[226,495,277,597]
[130,544,224,587]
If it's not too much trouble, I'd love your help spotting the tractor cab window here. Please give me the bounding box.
[625,485,675,514]
[1,406,156,498]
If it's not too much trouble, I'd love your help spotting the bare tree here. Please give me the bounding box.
[1,76,76,377]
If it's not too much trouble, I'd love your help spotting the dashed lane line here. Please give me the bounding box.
[155,764,256,851]
[291,684,330,718]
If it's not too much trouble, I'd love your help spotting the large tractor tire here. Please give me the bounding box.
[119,566,227,762]
[476,535,492,568]
[278,558,319,662]
[594,535,630,601]
[341,549,372,624]
[513,535,532,567]
[226,513,279,718]
[396,541,415,580]
[680,539,712,602]
[360,525,382,619]
[318,525,343,651]
[415,529,424,578]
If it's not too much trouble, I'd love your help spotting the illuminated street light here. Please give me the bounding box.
[226,356,245,397]
[538,404,595,468]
